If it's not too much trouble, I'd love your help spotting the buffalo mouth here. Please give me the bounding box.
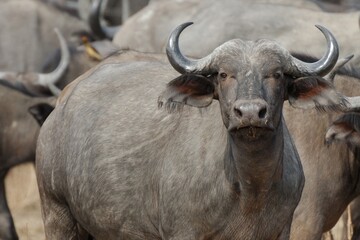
[228,123,275,140]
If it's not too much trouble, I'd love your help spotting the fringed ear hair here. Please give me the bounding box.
[288,76,347,112]
[325,112,360,146]
[28,103,55,126]
[158,74,215,113]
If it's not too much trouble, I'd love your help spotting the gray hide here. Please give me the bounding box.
[35,22,346,239]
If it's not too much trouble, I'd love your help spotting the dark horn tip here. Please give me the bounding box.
[168,22,194,43]
[290,24,339,77]
[314,24,325,31]
[169,22,194,38]
[314,24,337,42]
[179,22,194,28]
[345,54,355,61]
[314,24,330,31]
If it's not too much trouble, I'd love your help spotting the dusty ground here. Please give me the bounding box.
[5,163,44,240]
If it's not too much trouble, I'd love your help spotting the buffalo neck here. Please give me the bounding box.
[224,120,284,204]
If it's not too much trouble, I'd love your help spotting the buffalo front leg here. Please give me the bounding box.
[0,170,18,240]
[40,193,86,240]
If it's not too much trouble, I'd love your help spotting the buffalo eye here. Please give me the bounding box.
[273,72,282,79]
[220,72,227,78]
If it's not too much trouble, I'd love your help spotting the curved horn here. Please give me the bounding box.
[47,82,62,97]
[0,28,69,96]
[325,54,354,83]
[166,22,214,74]
[37,28,70,87]
[89,0,120,40]
[289,25,339,77]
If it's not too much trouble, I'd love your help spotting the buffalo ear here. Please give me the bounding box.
[28,103,55,126]
[287,76,347,112]
[158,74,215,112]
[326,112,360,147]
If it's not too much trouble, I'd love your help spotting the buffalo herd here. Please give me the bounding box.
[2,0,360,239]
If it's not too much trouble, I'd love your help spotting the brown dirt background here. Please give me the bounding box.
[5,163,44,240]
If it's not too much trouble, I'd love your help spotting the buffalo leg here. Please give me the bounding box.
[0,170,18,240]
[41,195,81,240]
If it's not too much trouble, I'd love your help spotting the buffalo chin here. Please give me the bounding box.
[229,126,275,141]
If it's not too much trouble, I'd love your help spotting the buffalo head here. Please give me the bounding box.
[160,22,345,140]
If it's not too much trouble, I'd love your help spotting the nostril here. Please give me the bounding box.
[234,107,242,118]
[258,107,267,119]
[233,100,268,120]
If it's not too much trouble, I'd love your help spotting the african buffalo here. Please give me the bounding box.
[324,111,360,239]
[111,1,360,238]
[36,22,344,239]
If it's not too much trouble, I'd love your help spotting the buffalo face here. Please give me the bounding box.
[160,23,346,140]
[214,46,286,139]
